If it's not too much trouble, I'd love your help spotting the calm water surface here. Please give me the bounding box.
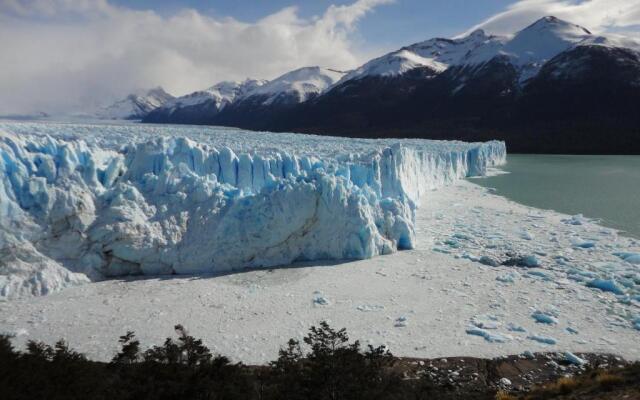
[473,154,640,238]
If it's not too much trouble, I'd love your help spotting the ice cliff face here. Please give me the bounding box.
[0,122,505,299]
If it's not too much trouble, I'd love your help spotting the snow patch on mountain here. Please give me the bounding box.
[97,87,174,120]
[339,50,447,81]
[0,122,505,299]
[246,67,345,105]
[338,16,639,86]
[497,16,593,82]
[340,30,493,83]
[161,79,266,113]
[501,17,592,65]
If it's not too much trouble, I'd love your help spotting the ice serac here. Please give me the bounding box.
[0,122,506,299]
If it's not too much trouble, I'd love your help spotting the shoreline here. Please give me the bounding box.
[473,156,640,240]
[1,180,638,364]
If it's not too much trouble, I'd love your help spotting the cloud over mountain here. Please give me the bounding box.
[0,0,392,114]
[465,0,640,37]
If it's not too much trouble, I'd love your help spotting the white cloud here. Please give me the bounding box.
[465,0,640,37]
[0,0,393,114]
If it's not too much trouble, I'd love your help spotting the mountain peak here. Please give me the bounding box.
[539,16,561,24]
[98,87,174,120]
[208,79,266,95]
[249,66,345,104]
[524,16,592,35]
[467,29,488,40]
[146,86,171,97]
[502,15,593,69]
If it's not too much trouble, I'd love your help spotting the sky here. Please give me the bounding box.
[1,0,640,115]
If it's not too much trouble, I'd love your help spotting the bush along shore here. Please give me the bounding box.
[1,322,638,400]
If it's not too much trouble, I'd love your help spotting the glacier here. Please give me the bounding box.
[0,121,505,299]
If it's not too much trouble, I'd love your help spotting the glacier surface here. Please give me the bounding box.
[0,121,505,299]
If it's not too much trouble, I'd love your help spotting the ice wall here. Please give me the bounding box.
[0,122,505,299]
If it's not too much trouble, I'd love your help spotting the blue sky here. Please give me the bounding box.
[112,0,514,49]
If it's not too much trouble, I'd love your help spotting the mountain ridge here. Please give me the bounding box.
[134,16,639,153]
[97,87,174,120]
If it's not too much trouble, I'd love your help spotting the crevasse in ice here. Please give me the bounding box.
[0,122,506,298]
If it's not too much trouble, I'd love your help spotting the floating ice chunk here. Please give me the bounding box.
[503,254,541,268]
[562,214,587,225]
[532,311,559,324]
[471,315,501,330]
[564,351,588,366]
[624,255,640,264]
[527,334,557,345]
[566,268,599,282]
[587,279,625,295]
[522,255,541,267]
[461,253,480,262]
[613,252,640,265]
[312,292,330,306]
[507,323,527,332]
[572,238,596,249]
[479,256,500,267]
[444,239,461,248]
[356,304,384,312]
[453,233,471,240]
[465,327,512,343]
[496,272,519,283]
[527,269,552,280]
[520,231,534,240]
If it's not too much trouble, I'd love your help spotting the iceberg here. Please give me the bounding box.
[0,121,506,299]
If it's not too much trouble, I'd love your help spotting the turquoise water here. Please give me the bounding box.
[473,154,640,238]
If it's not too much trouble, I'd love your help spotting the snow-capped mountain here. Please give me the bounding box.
[245,67,345,105]
[161,79,266,112]
[145,67,344,127]
[97,87,174,120]
[500,16,591,63]
[144,79,266,124]
[139,16,640,153]
[255,16,640,154]
[339,16,628,85]
[338,29,492,83]
[474,16,596,82]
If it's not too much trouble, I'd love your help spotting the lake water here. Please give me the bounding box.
[473,154,640,238]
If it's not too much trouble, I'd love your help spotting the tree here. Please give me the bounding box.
[175,324,212,366]
[270,339,305,400]
[143,337,181,364]
[52,339,86,363]
[142,324,213,366]
[112,331,140,364]
[26,340,54,361]
[0,334,16,361]
[299,321,395,400]
[304,322,351,358]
